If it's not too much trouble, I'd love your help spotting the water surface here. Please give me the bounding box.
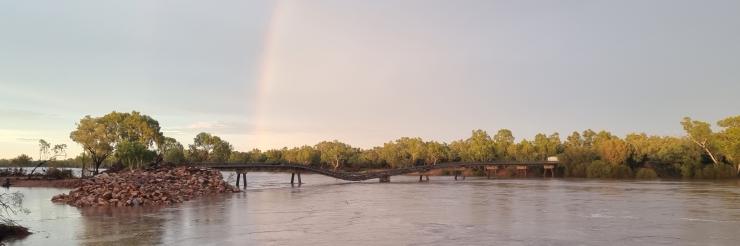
[6,174,740,245]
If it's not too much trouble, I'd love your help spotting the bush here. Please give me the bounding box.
[0,168,26,177]
[635,168,658,179]
[584,161,633,179]
[586,161,612,178]
[564,162,588,177]
[680,163,735,179]
[44,168,74,179]
[697,165,735,179]
[612,165,634,179]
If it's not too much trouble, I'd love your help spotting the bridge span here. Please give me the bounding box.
[196,161,560,188]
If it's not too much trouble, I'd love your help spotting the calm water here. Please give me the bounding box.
[5,173,740,245]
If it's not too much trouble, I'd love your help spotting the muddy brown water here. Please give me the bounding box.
[4,173,740,245]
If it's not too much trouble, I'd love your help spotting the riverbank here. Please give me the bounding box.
[0,177,81,188]
[51,167,239,207]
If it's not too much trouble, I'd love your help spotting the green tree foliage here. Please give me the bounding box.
[532,133,561,160]
[56,112,739,179]
[248,149,267,162]
[10,154,32,166]
[681,117,720,165]
[595,138,630,165]
[493,129,515,160]
[453,130,495,162]
[187,132,232,163]
[635,168,658,179]
[161,137,186,164]
[424,141,449,165]
[514,139,536,161]
[716,116,740,175]
[69,115,115,174]
[114,141,156,168]
[315,140,356,170]
[283,146,320,165]
[70,111,164,174]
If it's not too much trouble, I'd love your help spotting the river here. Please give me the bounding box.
[4,173,740,245]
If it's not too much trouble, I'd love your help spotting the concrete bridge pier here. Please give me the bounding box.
[291,172,303,186]
[543,164,555,178]
[379,174,390,183]
[516,165,528,177]
[235,170,247,188]
[485,166,499,179]
[453,168,466,181]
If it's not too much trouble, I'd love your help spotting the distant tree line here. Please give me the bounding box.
[1,111,738,179]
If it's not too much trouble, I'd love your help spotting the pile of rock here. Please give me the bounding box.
[52,167,239,207]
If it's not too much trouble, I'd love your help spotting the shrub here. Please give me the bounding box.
[697,165,735,179]
[612,165,634,179]
[44,168,74,179]
[635,168,658,179]
[564,162,587,177]
[586,161,612,178]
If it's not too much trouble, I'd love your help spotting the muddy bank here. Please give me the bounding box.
[51,167,238,207]
[0,177,81,188]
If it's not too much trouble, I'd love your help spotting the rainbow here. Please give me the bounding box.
[251,1,287,148]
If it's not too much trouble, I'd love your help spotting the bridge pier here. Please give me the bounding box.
[453,169,465,181]
[485,166,499,179]
[291,172,303,186]
[235,170,247,188]
[516,165,528,177]
[379,175,390,183]
[543,164,555,178]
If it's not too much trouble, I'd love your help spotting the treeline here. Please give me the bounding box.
[2,111,738,179]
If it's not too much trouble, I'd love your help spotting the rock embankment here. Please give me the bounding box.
[52,167,238,207]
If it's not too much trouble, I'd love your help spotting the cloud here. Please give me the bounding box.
[165,121,255,136]
[15,138,40,142]
[187,121,229,130]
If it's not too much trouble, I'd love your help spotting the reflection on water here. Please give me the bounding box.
[5,174,740,245]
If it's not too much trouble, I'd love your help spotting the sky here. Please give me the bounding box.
[1,0,739,159]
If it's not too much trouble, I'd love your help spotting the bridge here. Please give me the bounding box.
[197,161,560,188]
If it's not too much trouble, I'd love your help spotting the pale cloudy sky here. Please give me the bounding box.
[1,0,739,159]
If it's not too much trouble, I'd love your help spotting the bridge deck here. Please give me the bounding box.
[198,161,559,182]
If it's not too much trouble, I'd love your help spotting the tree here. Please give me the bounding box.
[161,137,186,164]
[38,140,50,161]
[566,131,583,147]
[38,139,67,162]
[493,129,515,160]
[532,133,560,160]
[359,147,383,167]
[392,137,426,166]
[188,132,232,163]
[248,148,267,162]
[716,115,740,174]
[114,141,156,168]
[296,145,320,165]
[514,140,536,161]
[315,140,355,170]
[228,151,250,164]
[0,191,30,239]
[681,117,719,166]
[462,130,495,162]
[424,141,449,165]
[625,133,650,163]
[70,116,114,174]
[582,129,597,147]
[70,111,164,174]
[263,149,283,164]
[10,154,32,166]
[596,138,630,165]
[379,141,404,168]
